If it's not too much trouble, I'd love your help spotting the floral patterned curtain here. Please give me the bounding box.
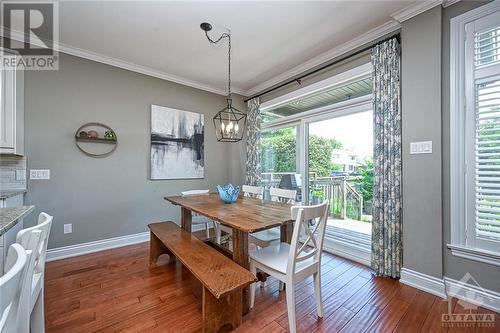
[245,97,261,186]
[371,38,402,278]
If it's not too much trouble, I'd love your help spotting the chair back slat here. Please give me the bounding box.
[181,189,209,196]
[17,231,41,333]
[287,202,329,274]
[242,185,263,199]
[16,213,53,276]
[0,244,27,333]
[181,190,210,220]
[270,188,296,204]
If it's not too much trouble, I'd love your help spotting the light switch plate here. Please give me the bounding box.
[410,141,432,155]
[64,223,72,234]
[30,169,50,180]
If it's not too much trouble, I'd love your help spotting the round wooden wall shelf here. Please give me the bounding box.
[75,122,117,157]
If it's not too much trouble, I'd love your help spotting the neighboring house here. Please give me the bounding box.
[331,149,367,174]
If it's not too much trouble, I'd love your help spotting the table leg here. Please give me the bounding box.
[232,228,250,315]
[281,221,293,244]
[181,207,192,232]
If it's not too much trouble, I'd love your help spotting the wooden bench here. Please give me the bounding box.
[148,222,256,333]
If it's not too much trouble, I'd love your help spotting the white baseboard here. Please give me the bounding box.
[444,276,500,313]
[400,268,447,298]
[401,268,500,312]
[323,237,371,266]
[46,223,211,262]
[46,231,150,262]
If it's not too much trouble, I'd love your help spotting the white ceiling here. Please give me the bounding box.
[56,1,418,96]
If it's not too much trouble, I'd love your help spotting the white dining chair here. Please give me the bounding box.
[181,190,217,240]
[0,243,28,333]
[249,187,296,248]
[17,230,42,333]
[249,202,329,333]
[16,212,53,333]
[242,185,263,199]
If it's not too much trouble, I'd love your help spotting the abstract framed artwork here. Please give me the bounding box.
[150,105,204,180]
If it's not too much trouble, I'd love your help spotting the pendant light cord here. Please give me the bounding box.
[204,31,231,98]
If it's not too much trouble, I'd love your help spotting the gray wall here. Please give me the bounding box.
[401,6,443,279]
[441,0,499,291]
[24,53,245,249]
[402,1,499,291]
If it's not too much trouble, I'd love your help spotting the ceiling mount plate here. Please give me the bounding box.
[200,22,212,32]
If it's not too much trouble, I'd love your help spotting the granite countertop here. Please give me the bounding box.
[0,189,27,199]
[0,206,34,236]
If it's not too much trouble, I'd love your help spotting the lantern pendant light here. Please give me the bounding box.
[200,22,246,142]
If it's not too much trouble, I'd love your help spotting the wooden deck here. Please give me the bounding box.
[44,240,499,333]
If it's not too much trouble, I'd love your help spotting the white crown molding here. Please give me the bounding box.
[56,42,247,96]
[400,268,447,298]
[0,28,245,96]
[2,0,455,99]
[443,0,462,8]
[391,0,443,23]
[245,0,456,98]
[243,20,401,97]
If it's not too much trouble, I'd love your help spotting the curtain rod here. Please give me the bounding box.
[243,33,400,103]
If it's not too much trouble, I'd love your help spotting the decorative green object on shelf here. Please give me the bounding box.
[104,130,117,141]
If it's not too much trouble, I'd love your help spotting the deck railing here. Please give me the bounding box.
[261,172,363,221]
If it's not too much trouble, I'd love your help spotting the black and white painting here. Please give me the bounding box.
[150,105,204,179]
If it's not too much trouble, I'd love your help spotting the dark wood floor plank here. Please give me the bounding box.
[338,303,383,333]
[365,294,414,333]
[420,296,453,333]
[393,290,436,333]
[475,306,499,333]
[44,242,499,333]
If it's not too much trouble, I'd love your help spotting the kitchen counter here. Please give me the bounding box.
[0,189,27,199]
[0,206,34,236]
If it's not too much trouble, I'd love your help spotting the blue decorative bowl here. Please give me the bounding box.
[216,183,240,204]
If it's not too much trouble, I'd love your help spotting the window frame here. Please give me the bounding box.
[449,1,500,266]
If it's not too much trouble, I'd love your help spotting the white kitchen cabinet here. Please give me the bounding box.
[0,50,24,155]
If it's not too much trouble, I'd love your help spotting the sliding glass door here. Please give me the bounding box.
[261,125,300,202]
[306,110,373,236]
[258,64,373,264]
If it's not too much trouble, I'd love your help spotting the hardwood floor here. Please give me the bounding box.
[44,242,499,333]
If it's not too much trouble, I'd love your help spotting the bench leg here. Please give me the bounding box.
[149,231,173,265]
[202,287,242,333]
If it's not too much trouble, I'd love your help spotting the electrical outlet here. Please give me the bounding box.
[30,169,50,180]
[64,223,72,234]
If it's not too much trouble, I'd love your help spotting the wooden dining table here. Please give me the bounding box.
[165,193,294,314]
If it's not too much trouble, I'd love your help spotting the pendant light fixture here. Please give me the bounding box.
[201,22,246,142]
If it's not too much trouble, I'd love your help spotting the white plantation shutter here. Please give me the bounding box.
[475,26,500,67]
[464,13,500,253]
[474,79,500,247]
